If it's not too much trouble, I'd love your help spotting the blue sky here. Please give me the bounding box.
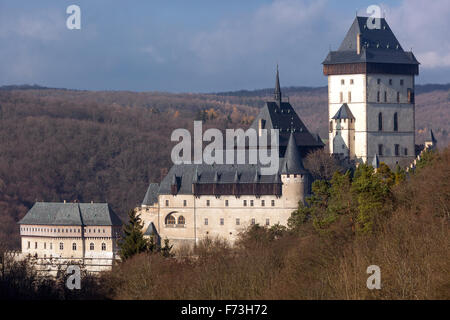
[0,0,448,92]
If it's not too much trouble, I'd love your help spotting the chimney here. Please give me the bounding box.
[356,33,361,55]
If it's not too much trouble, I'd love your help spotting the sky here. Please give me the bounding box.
[0,0,449,92]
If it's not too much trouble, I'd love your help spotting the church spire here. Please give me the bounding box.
[274,64,282,104]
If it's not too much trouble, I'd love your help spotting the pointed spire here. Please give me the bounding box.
[372,154,380,169]
[274,64,282,104]
[282,132,306,174]
[426,129,437,144]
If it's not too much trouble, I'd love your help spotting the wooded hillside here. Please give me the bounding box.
[0,85,448,248]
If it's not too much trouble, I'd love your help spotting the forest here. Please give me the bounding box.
[0,84,449,249]
[1,146,448,299]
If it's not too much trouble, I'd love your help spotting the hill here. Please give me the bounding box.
[0,84,448,248]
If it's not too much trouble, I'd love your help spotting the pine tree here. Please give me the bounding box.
[118,210,149,261]
[160,239,174,258]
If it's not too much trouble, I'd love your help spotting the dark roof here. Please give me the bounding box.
[323,16,419,65]
[18,202,122,226]
[142,183,159,206]
[249,101,324,148]
[372,154,380,169]
[282,133,308,174]
[426,129,437,143]
[144,222,159,237]
[332,103,355,120]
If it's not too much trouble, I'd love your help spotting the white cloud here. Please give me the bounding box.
[386,0,450,68]
[0,9,64,41]
[141,46,166,64]
[189,0,331,74]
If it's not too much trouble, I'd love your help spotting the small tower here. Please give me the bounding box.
[329,103,355,158]
[424,129,437,150]
[372,154,380,171]
[280,132,311,205]
[274,64,282,105]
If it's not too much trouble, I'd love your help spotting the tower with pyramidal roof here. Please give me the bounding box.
[323,16,419,167]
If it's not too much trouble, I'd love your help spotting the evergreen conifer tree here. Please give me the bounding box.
[118,210,149,261]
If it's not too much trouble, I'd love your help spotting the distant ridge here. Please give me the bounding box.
[213,83,450,97]
[0,84,69,91]
[211,86,327,97]
[1,83,449,95]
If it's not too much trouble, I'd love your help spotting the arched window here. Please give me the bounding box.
[378,112,383,131]
[394,113,398,131]
[178,216,185,225]
[72,243,77,251]
[101,243,106,251]
[165,214,176,225]
[90,243,94,251]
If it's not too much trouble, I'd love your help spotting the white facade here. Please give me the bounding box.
[137,173,308,249]
[328,73,416,167]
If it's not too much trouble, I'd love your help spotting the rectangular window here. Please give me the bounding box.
[35,242,37,249]
[243,200,247,207]
[206,200,210,207]
[271,200,275,207]
[389,79,393,85]
[340,92,343,103]
[27,241,30,249]
[377,91,380,102]
[266,219,270,226]
[261,200,265,207]
[377,78,381,85]
[384,91,387,102]
[165,200,169,207]
[225,200,229,207]
[183,200,187,207]
[50,243,52,250]
[400,79,404,86]
[404,148,408,156]
[341,79,345,85]
[397,92,400,103]
[250,200,254,207]
[378,144,383,156]
[44,243,46,249]
[348,91,351,103]
[251,218,256,225]
[407,88,414,103]
[236,218,240,226]
[204,218,208,226]
[350,79,354,85]
[220,218,224,226]
[395,144,400,156]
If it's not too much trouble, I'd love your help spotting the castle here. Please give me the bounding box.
[16,202,122,274]
[136,68,322,248]
[323,16,419,167]
[137,16,423,248]
[17,15,427,257]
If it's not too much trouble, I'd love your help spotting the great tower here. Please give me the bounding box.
[323,16,419,167]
